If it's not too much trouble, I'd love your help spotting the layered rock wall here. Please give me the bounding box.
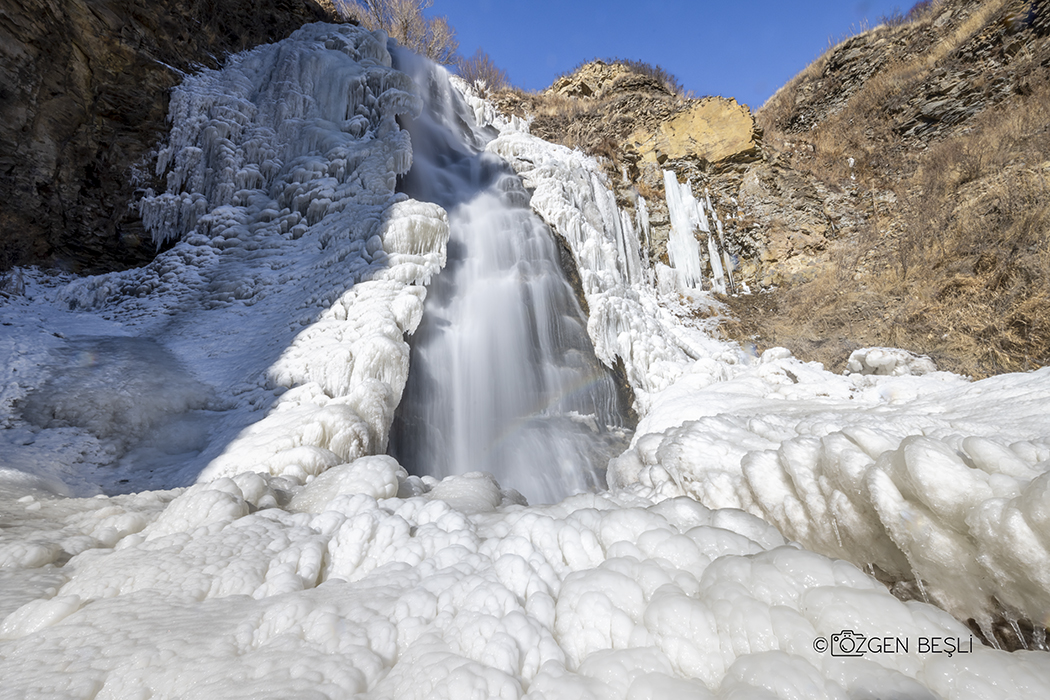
[0,0,337,272]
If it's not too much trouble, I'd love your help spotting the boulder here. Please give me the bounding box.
[628,97,759,166]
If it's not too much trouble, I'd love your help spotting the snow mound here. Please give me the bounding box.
[616,350,1050,633]
[4,466,1046,699]
[845,347,939,376]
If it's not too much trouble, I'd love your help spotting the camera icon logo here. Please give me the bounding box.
[830,630,867,656]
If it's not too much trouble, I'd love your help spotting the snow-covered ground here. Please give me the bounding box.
[1,22,1049,699]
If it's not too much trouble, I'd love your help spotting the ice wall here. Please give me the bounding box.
[2,23,449,493]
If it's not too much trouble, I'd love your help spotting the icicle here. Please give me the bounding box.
[662,170,705,290]
[830,518,844,550]
[706,232,726,295]
[978,617,1002,650]
[618,209,643,286]
[695,191,710,234]
[914,576,931,604]
[717,219,737,295]
[695,194,727,294]
[635,195,651,252]
[635,196,653,286]
[1008,615,1029,650]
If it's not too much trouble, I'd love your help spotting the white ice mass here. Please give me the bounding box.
[2,22,1050,699]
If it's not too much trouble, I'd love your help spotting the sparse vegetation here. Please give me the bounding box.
[727,0,1050,377]
[455,49,509,95]
[336,0,458,63]
[487,59,689,164]
[554,57,692,98]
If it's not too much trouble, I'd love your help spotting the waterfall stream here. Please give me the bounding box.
[388,50,630,504]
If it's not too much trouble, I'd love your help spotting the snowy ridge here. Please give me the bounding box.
[1,22,1050,699]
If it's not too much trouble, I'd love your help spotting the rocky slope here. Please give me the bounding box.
[490,60,761,278]
[506,0,1050,377]
[0,0,338,273]
[741,0,1050,376]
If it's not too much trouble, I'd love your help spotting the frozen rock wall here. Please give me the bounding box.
[0,0,337,272]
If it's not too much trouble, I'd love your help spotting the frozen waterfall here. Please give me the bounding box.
[4,22,1050,700]
[387,50,629,504]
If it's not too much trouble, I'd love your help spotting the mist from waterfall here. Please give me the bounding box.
[387,49,629,504]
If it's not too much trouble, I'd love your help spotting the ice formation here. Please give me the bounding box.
[662,170,706,291]
[1,23,448,495]
[1,21,1050,699]
[658,171,732,294]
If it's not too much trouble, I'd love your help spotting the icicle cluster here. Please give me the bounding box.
[141,25,421,248]
[662,171,735,294]
[56,24,450,487]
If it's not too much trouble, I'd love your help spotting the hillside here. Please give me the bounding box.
[503,0,1050,378]
[748,0,1050,378]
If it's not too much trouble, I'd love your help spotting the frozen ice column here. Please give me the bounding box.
[663,170,731,294]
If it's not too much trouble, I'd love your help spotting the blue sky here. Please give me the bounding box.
[426,0,915,110]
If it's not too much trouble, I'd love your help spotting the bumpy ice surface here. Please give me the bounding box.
[1,22,1050,699]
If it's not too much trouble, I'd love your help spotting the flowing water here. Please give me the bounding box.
[388,50,630,504]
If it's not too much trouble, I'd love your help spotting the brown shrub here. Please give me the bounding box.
[338,0,458,63]
[456,49,509,95]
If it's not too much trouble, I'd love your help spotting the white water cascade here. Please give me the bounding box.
[388,50,629,504]
[8,24,1050,697]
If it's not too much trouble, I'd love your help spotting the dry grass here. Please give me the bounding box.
[728,0,1050,377]
[759,0,1013,181]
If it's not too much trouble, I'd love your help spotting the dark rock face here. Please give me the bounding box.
[0,0,338,272]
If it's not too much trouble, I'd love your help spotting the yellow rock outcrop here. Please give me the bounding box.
[629,97,758,165]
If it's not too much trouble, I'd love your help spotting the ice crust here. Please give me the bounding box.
[1,22,1050,699]
[7,462,1049,699]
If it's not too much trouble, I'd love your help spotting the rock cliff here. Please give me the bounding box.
[490,59,762,276]
[0,0,338,272]
[734,0,1050,376]
[505,0,1050,377]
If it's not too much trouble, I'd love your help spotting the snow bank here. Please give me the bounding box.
[6,462,1048,698]
[845,347,939,376]
[613,349,1050,634]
